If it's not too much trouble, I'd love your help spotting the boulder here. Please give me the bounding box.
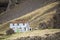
[6,28,15,35]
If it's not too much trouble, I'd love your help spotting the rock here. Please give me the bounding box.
[39,22,47,29]
[6,28,15,35]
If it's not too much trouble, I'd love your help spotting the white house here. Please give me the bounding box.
[10,22,30,32]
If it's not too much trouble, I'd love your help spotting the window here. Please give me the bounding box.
[24,27,26,31]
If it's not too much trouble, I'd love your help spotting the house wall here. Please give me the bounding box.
[10,22,30,32]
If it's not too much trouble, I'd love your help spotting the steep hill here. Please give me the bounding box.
[0,1,59,33]
[0,0,57,23]
[0,0,60,33]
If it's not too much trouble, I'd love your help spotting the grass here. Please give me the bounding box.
[0,1,59,40]
[0,1,59,35]
[2,29,60,40]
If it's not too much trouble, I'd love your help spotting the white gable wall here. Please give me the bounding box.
[10,22,30,32]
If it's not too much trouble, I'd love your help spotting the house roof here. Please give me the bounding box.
[10,19,28,23]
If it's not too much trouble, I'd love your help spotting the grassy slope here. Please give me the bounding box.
[3,29,60,40]
[0,2,59,33]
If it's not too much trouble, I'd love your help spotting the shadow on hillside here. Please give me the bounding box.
[0,0,58,24]
[53,2,60,28]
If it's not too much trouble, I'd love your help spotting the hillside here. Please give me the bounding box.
[0,0,60,33]
[0,0,60,40]
[0,0,58,23]
[1,29,60,40]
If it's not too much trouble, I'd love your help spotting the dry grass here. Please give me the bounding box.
[3,29,60,40]
[0,1,59,33]
[0,1,59,40]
